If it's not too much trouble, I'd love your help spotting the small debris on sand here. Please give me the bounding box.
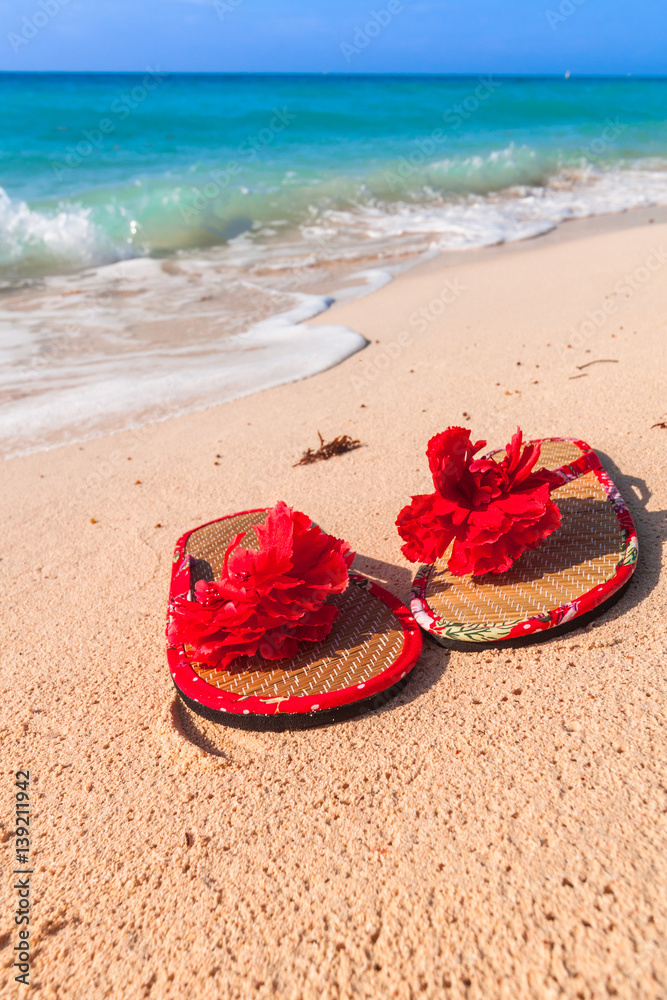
[295,431,362,466]
[576,359,619,370]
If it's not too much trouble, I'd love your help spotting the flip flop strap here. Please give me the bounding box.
[549,450,602,487]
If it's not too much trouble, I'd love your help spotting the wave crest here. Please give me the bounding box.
[0,187,130,276]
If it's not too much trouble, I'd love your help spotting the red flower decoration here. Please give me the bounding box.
[396,427,562,576]
[168,502,354,670]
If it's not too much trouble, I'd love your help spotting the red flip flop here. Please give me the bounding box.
[167,502,422,727]
[398,429,638,646]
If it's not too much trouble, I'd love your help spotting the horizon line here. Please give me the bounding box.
[0,70,665,79]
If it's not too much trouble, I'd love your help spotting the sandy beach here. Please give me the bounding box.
[2,213,666,999]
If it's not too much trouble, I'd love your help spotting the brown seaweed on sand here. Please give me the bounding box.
[295,431,362,466]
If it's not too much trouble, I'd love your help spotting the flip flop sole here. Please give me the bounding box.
[410,438,638,646]
[167,509,423,724]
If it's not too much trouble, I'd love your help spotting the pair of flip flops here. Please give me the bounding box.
[166,432,637,729]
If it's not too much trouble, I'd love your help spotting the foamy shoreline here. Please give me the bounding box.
[3,201,667,461]
[0,257,395,459]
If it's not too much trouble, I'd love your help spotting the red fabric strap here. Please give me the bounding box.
[549,450,602,488]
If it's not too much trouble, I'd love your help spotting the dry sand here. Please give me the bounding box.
[1,216,666,999]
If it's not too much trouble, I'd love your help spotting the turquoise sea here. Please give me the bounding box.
[2,73,667,275]
[1,73,666,455]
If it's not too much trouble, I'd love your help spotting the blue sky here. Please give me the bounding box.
[1,0,665,75]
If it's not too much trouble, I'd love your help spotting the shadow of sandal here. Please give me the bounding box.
[352,552,413,602]
[594,451,666,615]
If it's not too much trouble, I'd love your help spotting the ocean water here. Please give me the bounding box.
[2,73,667,456]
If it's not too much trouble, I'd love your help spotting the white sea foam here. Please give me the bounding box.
[0,187,128,274]
[0,265,372,459]
[315,164,667,252]
[3,162,667,458]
